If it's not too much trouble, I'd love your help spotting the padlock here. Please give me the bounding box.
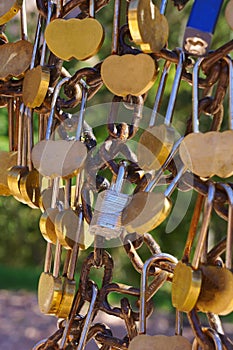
[55,176,93,250]
[196,183,233,315]
[192,328,223,350]
[0,0,23,25]
[22,8,51,108]
[55,236,79,318]
[0,16,33,82]
[128,253,191,350]
[172,183,215,313]
[225,0,233,30]
[32,78,87,179]
[137,49,185,171]
[89,161,132,240]
[0,150,17,196]
[40,177,62,245]
[183,0,224,56]
[7,105,31,204]
[179,56,233,178]
[39,184,65,213]
[122,142,185,235]
[128,0,169,52]
[38,238,63,315]
[101,53,158,97]
[17,107,41,208]
[44,0,104,61]
[59,280,98,349]
[12,106,41,209]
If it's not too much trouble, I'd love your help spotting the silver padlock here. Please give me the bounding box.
[89,162,131,240]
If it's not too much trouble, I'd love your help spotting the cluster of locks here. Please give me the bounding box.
[1,0,233,349]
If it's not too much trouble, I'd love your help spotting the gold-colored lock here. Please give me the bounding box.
[179,56,233,178]
[39,178,62,245]
[55,218,82,318]
[7,105,30,204]
[22,6,52,108]
[0,0,23,25]
[172,183,215,312]
[38,240,63,315]
[44,0,104,61]
[128,253,191,350]
[128,0,169,53]
[196,184,233,315]
[8,106,41,208]
[0,151,17,196]
[0,40,33,80]
[137,50,185,171]
[122,145,185,235]
[32,78,87,179]
[101,53,158,97]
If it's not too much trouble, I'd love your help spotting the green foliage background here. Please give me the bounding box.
[0,0,232,316]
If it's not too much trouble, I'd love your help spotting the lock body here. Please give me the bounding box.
[89,189,131,240]
[183,0,224,56]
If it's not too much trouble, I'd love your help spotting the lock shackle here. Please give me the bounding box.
[192,57,205,133]
[192,182,215,269]
[192,328,223,350]
[219,183,233,269]
[164,164,186,198]
[67,220,82,280]
[40,0,54,66]
[76,80,88,141]
[30,14,43,70]
[139,253,177,334]
[149,60,171,127]
[46,77,70,140]
[89,0,95,18]
[164,48,185,126]
[77,281,98,350]
[222,56,233,130]
[145,136,184,193]
[112,161,127,192]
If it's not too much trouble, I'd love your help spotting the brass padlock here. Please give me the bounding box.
[0,150,17,196]
[32,78,87,179]
[137,49,185,171]
[38,239,63,315]
[22,8,51,109]
[128,0,169,53]
[40,177,63,245]
[196,183,233,315]
[44,0,104,61]
[179,56,233,178]
[172,183,215,312]
[55,240,79,319]
[128,253,191,350]
[101,53,158,97]
[122,146,185,235]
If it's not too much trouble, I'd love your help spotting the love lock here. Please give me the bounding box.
[122,148,185,235]
[32,78,87,179]
[179,56,233,178]
[22,2,52,109]
[44,0,104,61]
[128,0,169,52]
[128,253,191,350]
[137,49,184,171]
[172,183,215,312]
